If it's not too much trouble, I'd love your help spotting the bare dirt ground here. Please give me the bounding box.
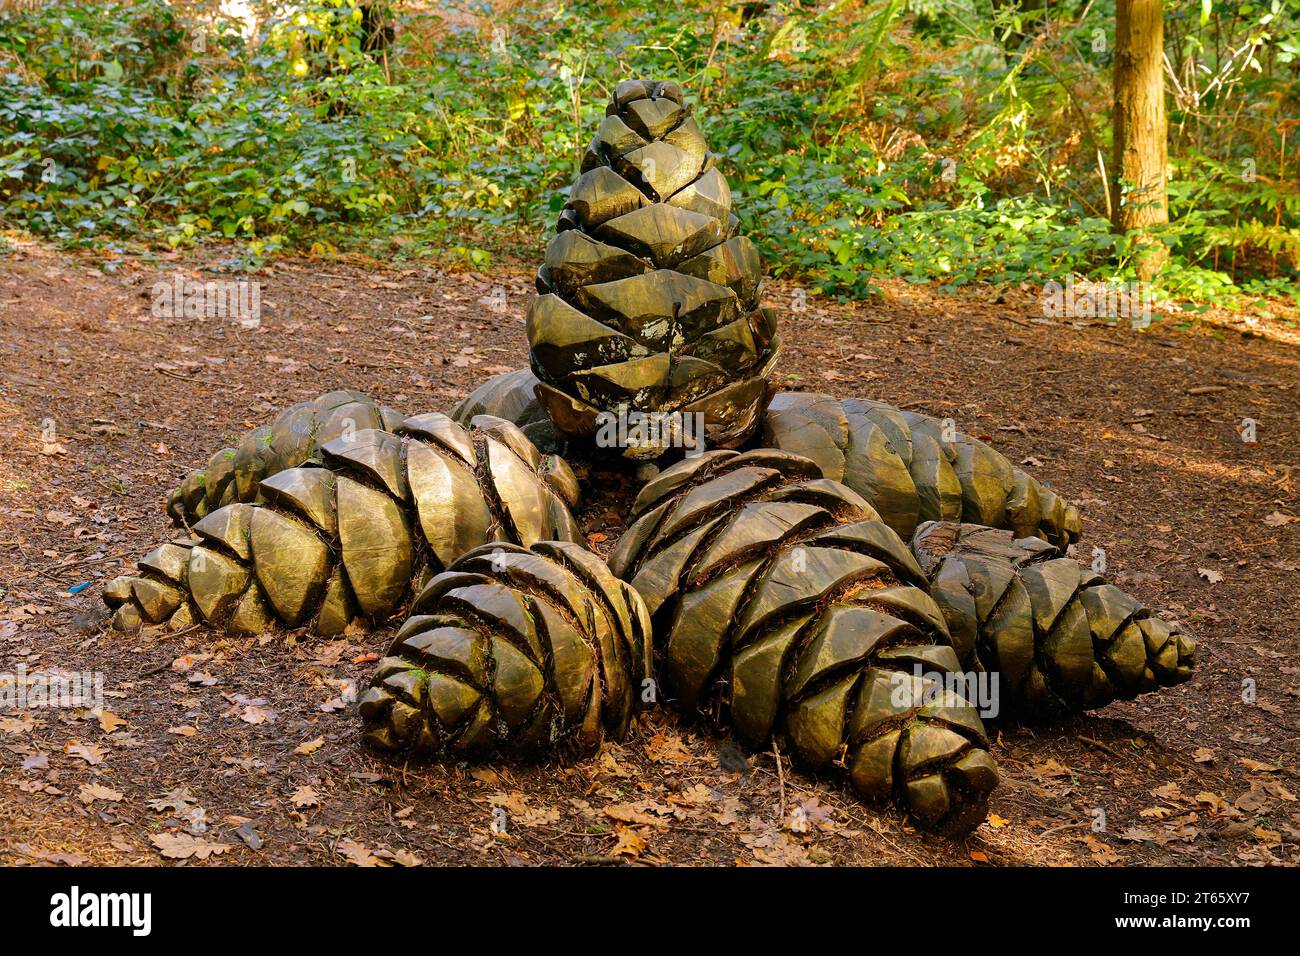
[1,239,1297,867]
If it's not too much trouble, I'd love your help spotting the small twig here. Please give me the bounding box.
[771,738,786,821]
[1078,735,1120,758]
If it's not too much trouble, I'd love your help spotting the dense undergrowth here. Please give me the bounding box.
[1,0,1296,311]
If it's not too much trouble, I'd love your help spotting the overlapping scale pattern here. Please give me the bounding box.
[529,80,780,459]
[166,389,407,526]
[608,449,998,835]
[360,541,653,758]
[103,414,584,636]
[761,392,1083,547]
[909,521,1196,718]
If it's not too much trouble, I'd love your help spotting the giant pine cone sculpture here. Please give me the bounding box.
[104,414,583,635]
[762,392,1081,547]
[529,80,780,458]
[361,541,652,757]
[167,389,407,527]
[909,522,1196,718]
[609,449,998,835]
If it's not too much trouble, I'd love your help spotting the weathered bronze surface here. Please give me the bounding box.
[360,541,653,758]
[762,392,1083,547]
[166,388,407,526]
[105,415,584,636]
[529,81,780,459]
[909,521,1196,717]
[610,449,998,836]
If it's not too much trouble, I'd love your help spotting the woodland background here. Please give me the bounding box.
[1,0,1297,309]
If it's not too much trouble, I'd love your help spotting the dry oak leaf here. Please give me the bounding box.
[95,710,126,734]
[79,783,124,804]
[0,715,37,735]
[152,833,232,860]
[167,725,198,736]
[293,737,325,756]
[604,803,668,828]
[1082,835,1121,865]
[644,730,695,765]
[65,741,106,765]
[1197,568,1224,584]
[291,786,320,808]
[373,847,424,867]
[611,825,648,858]
[336,839,384,867]
[1240,758,1280,773]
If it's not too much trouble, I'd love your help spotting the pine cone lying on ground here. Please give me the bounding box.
[104,415,583,636]
[361,541,653,757]
[529,80,780,458]
[908,521,1196,718]
[609,449,998,835]
[452,367,560,454]
[166,389,407,527]
[761,392,1082,547]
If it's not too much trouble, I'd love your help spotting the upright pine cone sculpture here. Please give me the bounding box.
[609,449,998,835]
[909,522,1196,718]
[762,392,1081,547]
[167,389,407,527]
[529,80,780,458]
[104,414,583,636]
[361,541,653,757]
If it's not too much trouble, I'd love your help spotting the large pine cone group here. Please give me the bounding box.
[360,541,653,757]
[610,449,998,835]
[910,522,1196,718]
[104,415,583,635]
[529,80,780,458]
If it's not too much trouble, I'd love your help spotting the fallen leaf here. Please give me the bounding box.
[151,833,231,860]
[293,737,325,756]
[65,741,106,765]
[611,825,648,858]
[336,838,383,867]
[292,786,319,808]
[1240,758,1279,773]
[1197,568,1224,584]
[79,783,124,804]
[95,710,126,734]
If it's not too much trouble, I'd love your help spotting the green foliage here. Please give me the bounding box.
[0,0,1295,307]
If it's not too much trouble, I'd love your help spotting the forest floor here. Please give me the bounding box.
[0,238,1297,867]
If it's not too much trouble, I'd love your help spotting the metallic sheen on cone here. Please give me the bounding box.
[609,448,998,836]
[909,521,1196,717]
[166,389,407,526]
[105,414,584,636]
[360,541,653,758]
[529,80,780,459]
[761,392,1082,547]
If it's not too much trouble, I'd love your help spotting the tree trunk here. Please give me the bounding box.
[1112,0,1169,279]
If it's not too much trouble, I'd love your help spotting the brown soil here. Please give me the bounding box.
[1,240,1296,867]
